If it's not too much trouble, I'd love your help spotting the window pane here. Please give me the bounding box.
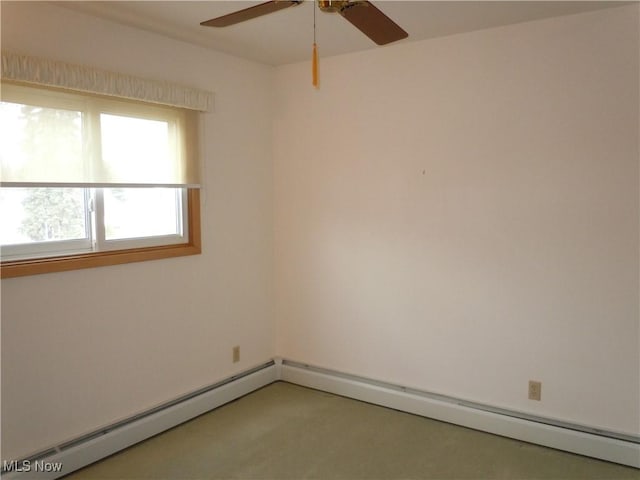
[0,188,88,245]
[103,188,182,240]
[100,114,174,184]
[0,102,84,183]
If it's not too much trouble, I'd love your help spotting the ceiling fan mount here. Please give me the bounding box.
[200,0,408,46]
[317,1,349,13]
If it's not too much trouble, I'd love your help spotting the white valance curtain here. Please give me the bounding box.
[1,52,214,112]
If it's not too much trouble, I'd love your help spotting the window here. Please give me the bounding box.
[0,82,201,278]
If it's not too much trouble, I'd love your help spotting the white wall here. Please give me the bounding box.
[274,5,640,436]
[1,2,275,460]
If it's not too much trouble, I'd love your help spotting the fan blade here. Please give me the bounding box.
[201,1,301,27]
[339,1,408,45]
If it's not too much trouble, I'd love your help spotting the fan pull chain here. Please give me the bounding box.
[312,1,319,88]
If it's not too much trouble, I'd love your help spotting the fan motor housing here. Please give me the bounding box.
[318,0,350,13]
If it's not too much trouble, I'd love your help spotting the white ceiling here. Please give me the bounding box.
[57,1,629,65]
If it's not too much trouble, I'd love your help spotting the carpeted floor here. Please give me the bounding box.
[64,382,640,479]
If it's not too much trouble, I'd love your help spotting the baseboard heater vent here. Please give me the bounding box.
[279,359,640,468]
[4,358,639,478]
[2,361,277,480]
[58,361,275,452]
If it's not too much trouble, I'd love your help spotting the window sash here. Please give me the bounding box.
[0,187,189,261]
[96,188,189,251]
[0,189,201,278]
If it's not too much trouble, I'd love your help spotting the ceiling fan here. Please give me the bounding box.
[200,1,409,46]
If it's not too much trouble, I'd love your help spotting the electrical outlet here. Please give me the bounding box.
[528,380,542,401]
[232,346,240,363]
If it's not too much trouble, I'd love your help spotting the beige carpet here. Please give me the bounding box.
[64,382,640,479]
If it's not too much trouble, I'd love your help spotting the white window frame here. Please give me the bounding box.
[1,188,94,261]
[94,187,189,252]
[0,187,190,262]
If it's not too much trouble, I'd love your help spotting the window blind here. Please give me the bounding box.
[0,53,211,188]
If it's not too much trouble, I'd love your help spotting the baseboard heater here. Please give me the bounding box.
[3,357,639,479]
[1,361,278,480]
[278,359,640,469]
